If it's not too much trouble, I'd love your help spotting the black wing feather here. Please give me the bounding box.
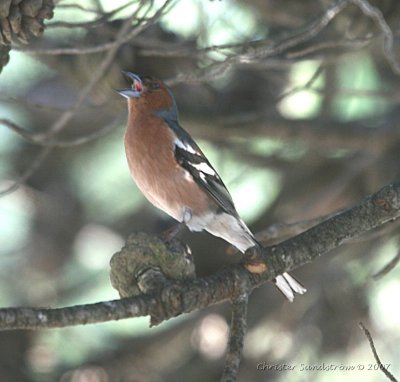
[165,120,238,216]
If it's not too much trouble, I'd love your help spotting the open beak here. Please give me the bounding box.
[117,72,143,98]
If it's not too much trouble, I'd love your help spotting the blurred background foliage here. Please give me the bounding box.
[0,0,400,381]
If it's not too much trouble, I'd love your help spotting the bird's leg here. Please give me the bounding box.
[161,222,186,243]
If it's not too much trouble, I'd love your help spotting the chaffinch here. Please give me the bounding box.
[118,72,306,301]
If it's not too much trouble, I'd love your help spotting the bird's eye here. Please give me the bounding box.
[149,82,160,90]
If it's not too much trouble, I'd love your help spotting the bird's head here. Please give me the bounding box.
[118,72,176,117]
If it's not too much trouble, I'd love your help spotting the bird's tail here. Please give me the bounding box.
[248,239,306,302]
[206,213,307,301]
[237,219,307,302]
[274,272,306,302]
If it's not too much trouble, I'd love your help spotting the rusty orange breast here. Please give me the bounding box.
[124,110,211,221]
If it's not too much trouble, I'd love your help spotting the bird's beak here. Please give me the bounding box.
[117,72,143,98]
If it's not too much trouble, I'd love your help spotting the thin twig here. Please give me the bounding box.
[255,210,342,245]
[0,96,110,111]
[51,1,137,22]
[350,0,400,75]
[307,86,400,101]
[286,37,372,59]
[275,63,325,104]
[256,209,395,249]
[0,146,52,197]
[0,117,123,147]
[56,3,104,15]
[359,322,398,382]
[372,250,400,280]
[188,114,399,152]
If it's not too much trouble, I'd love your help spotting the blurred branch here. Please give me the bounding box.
[0,182,398,330]
[55,3,105,15]
[359,322,399,382]
[3,0,388,198]
[17,1,170,56]
[0,0,171,198]
[221,278,249,382]
[297,152,373,215]
[3,0,396,199]
[48,1,140,29]
[0,146,52,197]
[308,86,400,102]
[19,0,348,62]
[3,109,397,153]
[286,37,371,59]
[372,248,400,280]
[236,0,349,63]
[188,116,399,152]
[256,206,397,248]
[0,95,110,111]
[0,117,123,147]
[275,63,325,104]
[350,0,400,76]
[255,211,342,245]
[138,36,370,60]
[167,0,350,85]
[245,182,400,272]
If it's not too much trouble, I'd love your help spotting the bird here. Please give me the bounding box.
[118,72,306,301]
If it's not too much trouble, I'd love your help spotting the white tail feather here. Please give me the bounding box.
[274,272,306,302]
[190,212,307,301]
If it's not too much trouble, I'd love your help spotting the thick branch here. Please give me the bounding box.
[0,295,157,330]
[0,182,398,330]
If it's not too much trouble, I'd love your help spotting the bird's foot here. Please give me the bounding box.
[160,222,186,244]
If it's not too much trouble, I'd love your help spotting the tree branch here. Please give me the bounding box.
[359,322,399,382]
[188,115,399,152]
[249,182,400,277]
[350,0,400,76]
[0,117,122,147]
[372,249,400,280]
[0,182,398,331]
[0,0,171,198]
[220,279,249,382]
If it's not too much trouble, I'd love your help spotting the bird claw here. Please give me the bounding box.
[160,222,186,244]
